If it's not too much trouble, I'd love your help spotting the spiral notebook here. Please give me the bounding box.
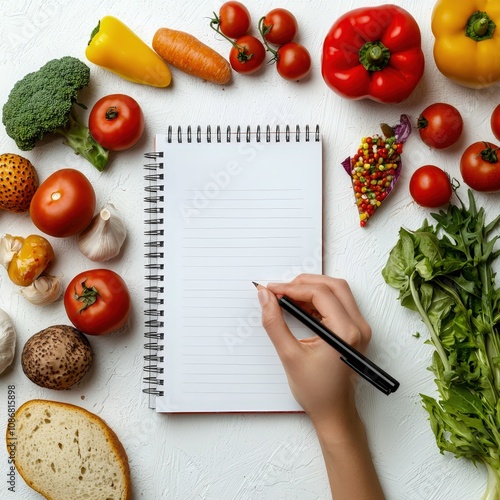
[143,125,323,412]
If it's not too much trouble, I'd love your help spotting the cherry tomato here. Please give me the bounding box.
[30,169,96,238]
[276,42,311,81]
[261,8,298,45]
[218,1,251,39]
[417,103,463,149]
[460,141,500,192]
[491,104,500,141]
[229,36,266,74]
[409,165,452,208]
[64,269,131,336]
[89,94,144,151]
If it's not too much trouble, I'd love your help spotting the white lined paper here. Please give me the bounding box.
[155,132,322,413]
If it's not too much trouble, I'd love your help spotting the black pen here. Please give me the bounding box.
[253,282,399,395]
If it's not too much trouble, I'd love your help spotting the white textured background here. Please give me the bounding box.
[0,0,496,498]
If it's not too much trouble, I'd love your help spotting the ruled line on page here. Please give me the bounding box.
[181,201,305,204]
[183,188,303,191]
[182,370,282,375]
[183,264,303,268]
[183,227,315,231]
[186,216,313,219]
[182,235,302,239]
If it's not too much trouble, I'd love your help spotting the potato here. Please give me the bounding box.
[21,325,93,390]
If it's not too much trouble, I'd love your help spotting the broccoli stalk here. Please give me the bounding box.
[2,56,108,172]
[56,107,108,171]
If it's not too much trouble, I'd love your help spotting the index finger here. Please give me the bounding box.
[256,285,303,364]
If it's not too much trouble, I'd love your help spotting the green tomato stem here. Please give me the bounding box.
[480,143,500,164]
[209,15,250,60]
[257,16,279,63]
[74,279,100,313]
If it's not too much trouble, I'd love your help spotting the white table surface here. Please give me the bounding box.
[0,0,495,498]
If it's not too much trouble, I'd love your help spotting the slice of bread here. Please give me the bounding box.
[7,399,131,500]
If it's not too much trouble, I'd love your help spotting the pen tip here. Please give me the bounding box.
[252,281,259,288]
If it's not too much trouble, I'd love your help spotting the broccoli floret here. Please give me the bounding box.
[2,56,108,171]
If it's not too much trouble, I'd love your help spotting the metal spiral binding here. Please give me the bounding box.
[143,150,165,407]
[165,124,321,143]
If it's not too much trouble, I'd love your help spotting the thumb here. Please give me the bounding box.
[258,287,300,360]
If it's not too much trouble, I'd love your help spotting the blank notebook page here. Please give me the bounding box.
[155,130,322,413]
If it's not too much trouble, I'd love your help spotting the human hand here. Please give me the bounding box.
[257,274,372,432]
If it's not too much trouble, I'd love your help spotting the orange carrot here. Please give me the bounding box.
[152,28,231,85]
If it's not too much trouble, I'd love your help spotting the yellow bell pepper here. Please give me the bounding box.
[432,0,500,88]
[86,16,172,88]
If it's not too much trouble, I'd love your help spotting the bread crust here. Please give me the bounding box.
[7,399,132,500]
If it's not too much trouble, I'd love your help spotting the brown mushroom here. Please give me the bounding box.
[21,325,93,390]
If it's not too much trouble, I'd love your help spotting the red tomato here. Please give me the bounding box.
[261,8,298,45]
[218,1,251,39]
[417,103,463,149]
[491,104,500,141]
[64,269,131,336]
[229,36,266,74]
[30,169,96,237]
[460,141,500,192]
[89,94,144,151]
[409,165,452,208]
[276,42,311,81]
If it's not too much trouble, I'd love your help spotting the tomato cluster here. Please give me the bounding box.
[410,101,500,206]
[212,2,266,74]
[212,2,311,80]
[258,9,311,81]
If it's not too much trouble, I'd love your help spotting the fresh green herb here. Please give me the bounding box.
[382,190,500,500]
[412,332,421,339]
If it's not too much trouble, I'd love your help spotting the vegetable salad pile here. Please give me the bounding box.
[383,192,500,499]
[3,1,500,498]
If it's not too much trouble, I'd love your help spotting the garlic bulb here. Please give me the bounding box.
[0,308,16,375]
[20,274,63,306]
[0,234,23,269]
[77,204,127,262]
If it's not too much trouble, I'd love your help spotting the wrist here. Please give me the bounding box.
[311,405,365,446]
[312,408,385,500]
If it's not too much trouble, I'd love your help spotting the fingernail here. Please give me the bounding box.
[258,288,269,306]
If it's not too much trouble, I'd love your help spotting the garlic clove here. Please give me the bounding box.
[19,274,63,306]
[77,204,127,262]
[0,234,24,270]
[0,308,16,374]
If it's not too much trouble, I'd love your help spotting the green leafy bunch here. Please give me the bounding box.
[383,191,500,500]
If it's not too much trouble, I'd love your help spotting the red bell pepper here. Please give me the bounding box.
[322,5,425,103]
